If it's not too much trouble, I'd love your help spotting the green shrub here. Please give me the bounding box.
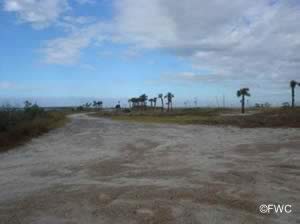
[0,102,67,151]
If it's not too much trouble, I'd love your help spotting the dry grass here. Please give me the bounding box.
[92,107,300,128]
[220,108,300,128]
[0,111,69,152]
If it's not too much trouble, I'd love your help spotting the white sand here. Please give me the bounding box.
[0,113,299,224]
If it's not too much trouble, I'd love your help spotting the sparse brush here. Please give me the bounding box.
[0,103,68,152]
[91,107,300,128]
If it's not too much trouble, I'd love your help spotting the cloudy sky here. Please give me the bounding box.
[1,0,299,106]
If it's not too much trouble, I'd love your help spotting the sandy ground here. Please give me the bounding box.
[0,113,299,224]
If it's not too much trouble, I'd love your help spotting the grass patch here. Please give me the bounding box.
[0,106,69,152]
[92,108,231,126]
[220,108,300,128]
[92,107,300,128]
[109,114,222,125]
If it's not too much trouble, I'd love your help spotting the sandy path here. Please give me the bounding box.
[0,113,299,224]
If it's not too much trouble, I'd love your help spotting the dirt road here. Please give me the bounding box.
[0,113,299,224]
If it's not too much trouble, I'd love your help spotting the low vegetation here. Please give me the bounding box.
[92,107,300,128]
[0,102,68,152]
[96,79,300,128]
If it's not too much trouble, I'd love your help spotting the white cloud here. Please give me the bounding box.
[4,0,300,85]
[114,0,300,83]
[3,0,69,28]
[160,71,290,89]
[41,22,109,64]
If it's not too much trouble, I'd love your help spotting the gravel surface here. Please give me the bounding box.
[0,113,299,224]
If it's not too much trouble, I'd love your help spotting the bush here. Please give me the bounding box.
[24,103,45,119]
[0,102,67,151]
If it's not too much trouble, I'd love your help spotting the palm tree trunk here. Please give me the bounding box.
[161,99,164,112]
[241,95,245,114]
[292,87,295,108]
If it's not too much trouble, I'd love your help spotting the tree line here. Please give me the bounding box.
[77,79,299,114]
[128,92,175,112]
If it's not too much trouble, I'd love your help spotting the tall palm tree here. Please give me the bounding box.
[237,88,250,114]
[98,101,103,109]
[290,80,300,108]
[158,94,164,111]
[153,97,157,110]
[139,94,148,109]
[131,98,138,108]
[149,98,154,108]
[164,92,175,112]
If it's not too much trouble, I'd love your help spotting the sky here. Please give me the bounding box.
[0,0,300,107]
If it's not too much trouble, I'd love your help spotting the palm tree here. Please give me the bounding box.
[290,80,300,108]
[128,99,132,108]
[130,98,137,108]
[93,101,103,110]
[237,88,250,114]
[153,97,157,110]
[149,98,154,108]
[99,101,103,109]
[158,94,164,111]
[139,94,148,109]
[164,92,175,112]
[134,98,139,108]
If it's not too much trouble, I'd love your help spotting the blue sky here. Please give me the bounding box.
[0,0,299,106]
